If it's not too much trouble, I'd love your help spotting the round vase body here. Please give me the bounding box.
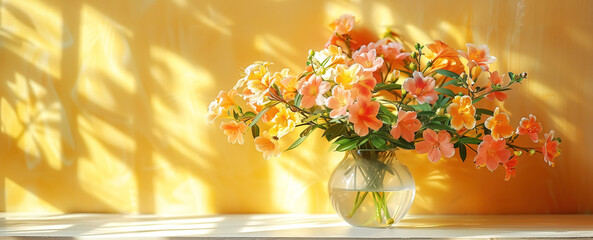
[328,150,415,228]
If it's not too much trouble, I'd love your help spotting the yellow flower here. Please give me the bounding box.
[446,95,476,130]
[269,105,300,138]
[235,61,272,90]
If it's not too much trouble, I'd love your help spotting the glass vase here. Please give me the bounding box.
[328,150,415,228]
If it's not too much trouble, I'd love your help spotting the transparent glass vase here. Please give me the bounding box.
[328,150,415,228]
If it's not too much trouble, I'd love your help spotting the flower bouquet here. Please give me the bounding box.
[207,14,561,227]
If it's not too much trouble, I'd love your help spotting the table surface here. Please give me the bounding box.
[1,213,592,239]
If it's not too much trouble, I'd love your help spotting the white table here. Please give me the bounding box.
[1,213,592,239]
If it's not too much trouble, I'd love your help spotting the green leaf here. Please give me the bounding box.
[459,144,467,162]
[302,113,321,123]
[458,137,482,145]
[435,88,456,97]
[472,96,484,104]
[379,105,397,121]
[335,139,359,151]
[388,139,415,150]
[412,103,432,111]
[294,94,303,108]
[417,111,435,117]
[286,136,306,151]
[370,136,387,149]
[475,108,494,116]
[435,69,460,79]
[323,123,348,141]
[377,114,392,125]
[248,105,273,128]
[441,79,459,87]
[374,83,402,91]
[243,111,257,118]
[251,124,260,138]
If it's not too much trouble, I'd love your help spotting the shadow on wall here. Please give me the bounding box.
[1,0,592,214]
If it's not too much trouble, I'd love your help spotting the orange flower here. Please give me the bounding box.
[390,110,422,142]
[542,130,560,166]
[220,120,248,144]
[484,107,513,140]
[254,131,281,160]
[484,71,508,102]
[446,95,476,130]
[334,64,376,98]
[474,135,511,171]
[516,114,543,142]
[503,156,518,181]
[269,105,300,138]
[415,129,455,163]
[329,14,355,35]
[458,43,497,71]
[402,71,438,105]
[348,96,383,136]
[426,40,464,74]
[277,69,300,101]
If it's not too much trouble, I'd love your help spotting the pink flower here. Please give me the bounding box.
[348,96,383,136]
[326,86,354,118]
[353,49,384,72]
[474,135,511,171]
[503,156,518,181]
[403,71,438,105]
[484,71,509,101]
[458,43,497,71]
[415,129,455,163]
[516,114,543,143]
[542,130,560,166]
[298,75,330,108]
[390,110,422,142]
[329,14,355,35]
[357,39,409,69]
[220,120,248,144]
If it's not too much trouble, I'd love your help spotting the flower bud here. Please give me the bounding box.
[410,51,418,59]
[409,62,417,71]
[426,60,433,68]
[436,108,444,116]
[529,149,536,156]
[520,72,528,78]
[514,151,523,156]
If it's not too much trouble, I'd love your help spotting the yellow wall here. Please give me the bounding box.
[1,0,592,214]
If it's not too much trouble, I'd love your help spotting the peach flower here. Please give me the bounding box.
[348,96,383,136]
[403,71,438,105]
[356,39,409,70]
[206,98,224,124]
[353,49,384,72]
[503,156,518,181]
[415,129,455,163]
[326,86,354,118]
[246,72,280,105]
[474,135,511,171]
[446,95,476,130]
[269,105,300,138]
[484,107,513,140]
[485,71,509,102]
[277,69,300,101]
[220,120,248,144]
[516,114,543,142]
[298,75,331,108]
[542,130,560,166]
[458,43,496,71]
[254,131,281,160]
[426,40,464,74]
[329,14,355,35]
[235,61,271,90]
[390,110,422,142]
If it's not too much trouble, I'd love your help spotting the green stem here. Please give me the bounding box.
[372,192,382,223]
[346,191,368,218]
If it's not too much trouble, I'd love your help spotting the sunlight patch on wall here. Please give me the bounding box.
[5,178,59,212]
[192,4,233,36]
[1,0,63,79]
[254,34,300,72]
[370,2,394,34]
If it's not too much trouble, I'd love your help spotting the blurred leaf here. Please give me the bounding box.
[476,108,494,116]
[294,94,303,107]
[412,103,432,111]
[370,136,387,149]
[458,137,482,145]
[435,88,456,97]
[374,83,402,91]
[435,69,460,79]
[459,144,467,162]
